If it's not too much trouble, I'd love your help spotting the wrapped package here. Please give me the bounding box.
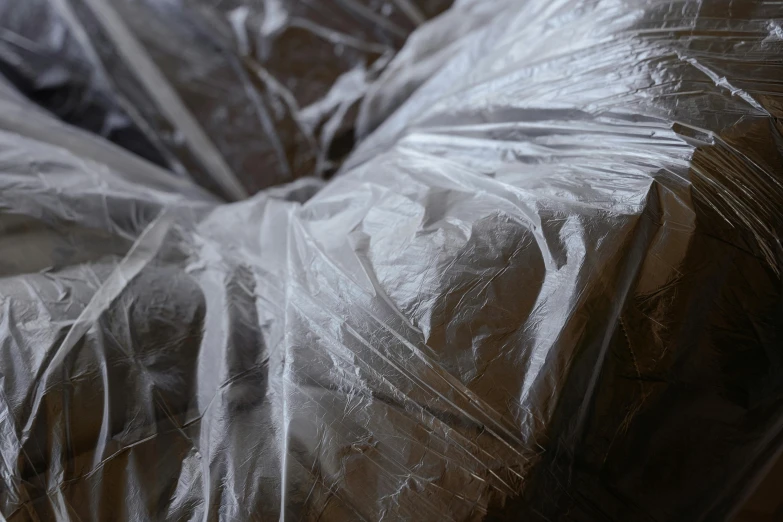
[0,0,782,520]
[0,0,453,199]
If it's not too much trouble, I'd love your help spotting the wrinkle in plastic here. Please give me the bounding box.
[0,0,782,520]
[0,0,453,199]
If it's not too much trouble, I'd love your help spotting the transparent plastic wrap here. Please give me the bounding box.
[1,0,783,521]
[0,0,453,199]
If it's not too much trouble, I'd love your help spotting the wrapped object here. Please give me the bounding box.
[0,0,453,198]
[1,0,783,520]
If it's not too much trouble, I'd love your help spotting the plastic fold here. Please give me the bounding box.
[0,0,782,521]
[0,0,452,198]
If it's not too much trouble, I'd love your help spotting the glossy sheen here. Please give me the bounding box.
[0,0,782,520]
[0,0,453,198]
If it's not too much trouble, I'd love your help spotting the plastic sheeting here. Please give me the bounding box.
[0,0,453,199]
[1,0,783,520]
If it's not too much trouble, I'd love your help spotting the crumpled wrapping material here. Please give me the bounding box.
[0,0,452,199]
[1,0,783,521]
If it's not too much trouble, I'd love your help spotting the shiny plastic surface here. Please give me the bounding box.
[0,0,452,199]
[1,0,783,520]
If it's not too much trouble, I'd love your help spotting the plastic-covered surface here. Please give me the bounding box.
[0,0,453,199]
[0,0,172,170]
[1,0,783,521]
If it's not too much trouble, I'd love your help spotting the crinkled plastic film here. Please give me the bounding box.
[0,0,782,521]
[0,0,452,198]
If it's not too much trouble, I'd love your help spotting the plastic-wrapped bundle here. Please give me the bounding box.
[0,0,782,520]
[0,0,453,199]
